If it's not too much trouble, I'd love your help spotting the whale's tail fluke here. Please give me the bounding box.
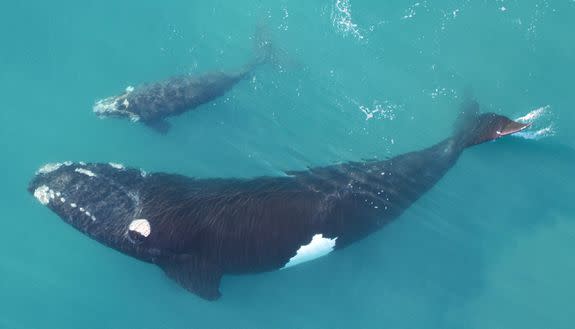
[252,24,275,67]
[241,24,297,76]
[234,25,276,78]
[454,100,531,148]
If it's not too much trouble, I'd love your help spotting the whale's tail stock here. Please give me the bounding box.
[454,99,531,148]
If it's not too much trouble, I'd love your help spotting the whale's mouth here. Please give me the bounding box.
[93,86,140,122]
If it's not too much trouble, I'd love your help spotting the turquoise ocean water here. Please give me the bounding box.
[1,1,574,328]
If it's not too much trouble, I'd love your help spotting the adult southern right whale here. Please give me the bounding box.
[28,101,530,300]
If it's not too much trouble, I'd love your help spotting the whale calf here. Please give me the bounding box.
[93,29,274,134]
[28,102,530,300]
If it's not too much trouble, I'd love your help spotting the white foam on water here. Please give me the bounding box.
[331,0,366,41]
[513,105,555,140]
[515,126,555,140]
[358,101,400,121]
[515,106,548,123]
[402,2,423,20]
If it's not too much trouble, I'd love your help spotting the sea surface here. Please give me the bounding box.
[1,1,574,328]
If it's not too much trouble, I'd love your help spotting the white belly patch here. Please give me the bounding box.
[282,234,337,269]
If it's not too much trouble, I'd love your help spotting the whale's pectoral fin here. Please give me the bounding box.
[145,119,171,135]
[158,254,222,301]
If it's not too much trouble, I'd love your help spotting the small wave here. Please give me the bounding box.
[401,2,425,20]
[514,126,555,140]
[331,0,366,41]
[515,106,548,123]
[513,105,555,140]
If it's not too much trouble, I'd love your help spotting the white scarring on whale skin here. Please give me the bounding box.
[33,185,51,205]
[75,168,97,177]
[129,219,151,238]
[282,234,338,269]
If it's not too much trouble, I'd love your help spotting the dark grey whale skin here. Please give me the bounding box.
[93,62,260,134]
[124,70,250,123]
[93,27,274,133]
[28,106,529,300]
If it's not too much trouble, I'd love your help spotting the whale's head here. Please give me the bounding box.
[93,86,141,122]
[27,162,158,261]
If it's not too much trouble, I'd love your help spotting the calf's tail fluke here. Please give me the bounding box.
[252,24,275,66]
[454,100,531,148]
[235,25,276,77]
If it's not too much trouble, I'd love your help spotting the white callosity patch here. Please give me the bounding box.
[31,176,95,219]
[129,219,151,238]
[109,162,125,170]
[93,97,113,115]
[33,185,52,205]
[37,163,62,175]
[75,168,97,177]
[283,234,338,269]
[74,204,96,221]
[93,85,140,122]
